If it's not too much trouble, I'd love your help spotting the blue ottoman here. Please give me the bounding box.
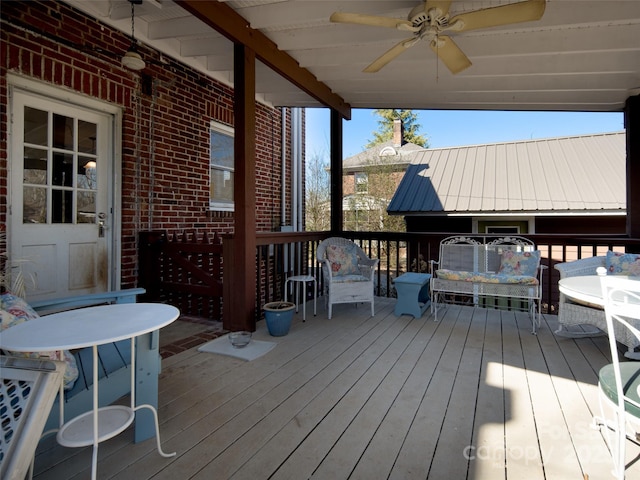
[394,273,432,318]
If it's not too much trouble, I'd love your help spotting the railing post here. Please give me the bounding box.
[138,231,166,302]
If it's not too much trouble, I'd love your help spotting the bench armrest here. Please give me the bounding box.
[430,260,439,274]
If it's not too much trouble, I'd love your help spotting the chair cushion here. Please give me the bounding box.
[1,293,79,390]
[327,244,360,276]
[606,251,640,276]
[498,250,540,277]
[599,362,640,418]
[330,274,369,283]
[436,269,539,285]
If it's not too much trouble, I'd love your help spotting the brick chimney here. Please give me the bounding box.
[393,119,404,147]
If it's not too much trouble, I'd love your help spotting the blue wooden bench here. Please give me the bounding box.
[30,288,161,443]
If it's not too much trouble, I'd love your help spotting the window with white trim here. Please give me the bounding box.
[209,121,234,211]
[355,172,368,193]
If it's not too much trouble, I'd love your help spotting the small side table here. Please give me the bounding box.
[285,275,317,322]
[394,272,432,318]
[0,303,179,480]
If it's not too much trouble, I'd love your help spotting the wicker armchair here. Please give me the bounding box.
[555,256,607,336]
[556,256,640,356]
[316,237,379,319]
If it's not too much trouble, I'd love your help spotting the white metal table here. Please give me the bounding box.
[0,302,180,479]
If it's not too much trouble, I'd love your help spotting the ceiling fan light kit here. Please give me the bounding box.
[330,0,546,74]
[121,49,146,71]
[121,0,145,71]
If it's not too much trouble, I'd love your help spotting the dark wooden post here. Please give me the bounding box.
[330,109,343,234]
[224,43,257,332]
[138,231,166,302]
[625,94,640,246]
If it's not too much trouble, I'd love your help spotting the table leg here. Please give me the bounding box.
[302,281,306,321]
[92,344,99,480]
[130,337,176,459]
[313,278,317,317]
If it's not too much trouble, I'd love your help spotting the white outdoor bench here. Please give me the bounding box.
[430,236,546,334]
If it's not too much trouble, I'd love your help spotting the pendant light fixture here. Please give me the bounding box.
[121,0,145,71]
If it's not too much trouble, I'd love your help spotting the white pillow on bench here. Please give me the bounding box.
[1,293,79,390]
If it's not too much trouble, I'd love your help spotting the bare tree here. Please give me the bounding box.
[305,150,331,231]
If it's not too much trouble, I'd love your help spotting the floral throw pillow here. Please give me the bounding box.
[1,292,79,390]
[606,251,640,276]
[326,244,360,276]
[498,250,540,278]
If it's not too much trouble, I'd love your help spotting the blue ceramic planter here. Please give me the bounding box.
[263,301,295,336]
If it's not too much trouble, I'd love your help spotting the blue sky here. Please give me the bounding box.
[305,109,625,159]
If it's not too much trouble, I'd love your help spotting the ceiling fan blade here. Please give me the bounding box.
[363,38,418,73]
[330,12,413,30]
[430,35,472,74]
[449,0,546,33]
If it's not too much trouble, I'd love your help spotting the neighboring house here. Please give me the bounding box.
[387,132,626,234]
[342,120,421,231]
[0,2,301,302]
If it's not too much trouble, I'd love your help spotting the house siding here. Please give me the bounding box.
[1,0,296,288]
[406,215,626,234]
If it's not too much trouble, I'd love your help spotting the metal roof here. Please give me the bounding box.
[387,132,626,215]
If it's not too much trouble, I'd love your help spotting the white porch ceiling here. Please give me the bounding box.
[65,0,640,113]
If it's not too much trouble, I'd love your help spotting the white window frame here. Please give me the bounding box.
[209,120,234,211]
[355,172,368,193]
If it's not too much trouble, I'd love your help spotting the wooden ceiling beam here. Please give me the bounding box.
[175,0,351,120]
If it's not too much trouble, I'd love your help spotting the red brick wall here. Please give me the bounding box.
[1,1,297,287]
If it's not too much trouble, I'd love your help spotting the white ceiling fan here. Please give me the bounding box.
[330,0,546,74]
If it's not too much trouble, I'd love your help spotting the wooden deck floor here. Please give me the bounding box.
[33,298,640,479]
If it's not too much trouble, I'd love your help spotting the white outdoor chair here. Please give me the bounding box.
[0,356,64,480]
[593,275,640,479]
[316,237,378,319]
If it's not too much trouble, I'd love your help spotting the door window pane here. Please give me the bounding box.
[24,107,48,146]
[23,186,47,223]
[77,191,96,223]
[24,147,47,185]
[52,189,73,224]
[78,158,97,190]
[52,153,73,187]
[53,113,74,150]
[78,120,97,154]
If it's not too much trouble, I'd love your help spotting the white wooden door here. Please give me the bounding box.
[9,90,114,301]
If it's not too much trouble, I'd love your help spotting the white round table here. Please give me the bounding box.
[559,275,639,307]
[558,275,640,359]
[558,275,607,307]
[0,302,179,480]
